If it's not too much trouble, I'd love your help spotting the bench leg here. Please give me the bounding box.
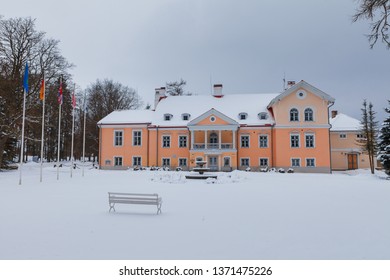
[109,203,115,212]
[157,203,162,215]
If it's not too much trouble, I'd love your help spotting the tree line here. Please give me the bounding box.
[0,16,143,169]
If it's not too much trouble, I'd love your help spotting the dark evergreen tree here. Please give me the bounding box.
[378,100,390,175]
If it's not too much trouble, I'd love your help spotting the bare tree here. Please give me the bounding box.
[359,100,379,174]
[166,78,191,96]
[0,17,72,168]
[85,79,143,160]
[352,0,390,48]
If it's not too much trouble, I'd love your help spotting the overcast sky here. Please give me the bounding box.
[2,0,389,121]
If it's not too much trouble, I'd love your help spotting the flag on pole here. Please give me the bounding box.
[39,77,45,100]
[57,79,63,105]
[72,89,76,108]
[23,62,29,93]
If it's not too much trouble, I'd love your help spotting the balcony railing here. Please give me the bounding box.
[193,143,233,150]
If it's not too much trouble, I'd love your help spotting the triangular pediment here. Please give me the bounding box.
[187,108,239,127]
[267,80,335,108]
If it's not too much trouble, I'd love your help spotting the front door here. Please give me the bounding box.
[347,154,358,170]
[209,156,218,171]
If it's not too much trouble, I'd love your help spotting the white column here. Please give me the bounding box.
[204,130,207,149]
[233,130,236,149]
[219,130,222,149]
[191,130,194,149]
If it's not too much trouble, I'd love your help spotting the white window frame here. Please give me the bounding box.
[164,114,173,121]
[132,156,142,166]
[306,158,316,167]
[241,135,250,148]
[304,107,314,122]
[178,135,188,148]
[291,158,301,167]
[240,157,250,167]
[305,134,315,148]
[259,135,268,148]
[258,112,268,120]
[162,158,171,167]
[290,134,300,148]
[132,130,142,146]
[290,108,299,122]
[339,133,347,139]
[114,156,123,166]
[182,113,190,121]
[239,112,248,120]
[259,157,269,167]
[162,135,171,148]
[178,158,188,167]
[114,130,124,147]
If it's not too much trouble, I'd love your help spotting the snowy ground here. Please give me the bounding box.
[0,163,389,260]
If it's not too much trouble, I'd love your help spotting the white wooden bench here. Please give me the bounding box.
[108,192,162,214]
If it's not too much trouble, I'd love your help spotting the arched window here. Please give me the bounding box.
[290,108,299,121]
[304,108,314,121]
[210,132,218,144]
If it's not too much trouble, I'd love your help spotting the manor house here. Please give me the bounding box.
[97,80,370,172]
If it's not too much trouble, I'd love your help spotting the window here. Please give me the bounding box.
[182,113,190,121]
[290,108,299,121]
[210,133,218,144]
[259,135,268,148]
[224,157,230,166]
[291,158,300,167]
[179,136,187,148]
[133,131,142,146]
[114,156,123,166]
[356,134,364,139]
[114,130,123,146]
[339,133,347,139]
[162,158,170,167]
[259,158,268,167]
[241,158,250,167]
[132,156,141,166]
[162,135,171,147]
[105,159,111,165]
[164,114,172,121]
[304,108,314,121]
[305,134,315,148]
[290,134,300,148]
[179,158,187,167]
[239,112,248,120]
[210,116,216,122]
[306,158,315,167]
[258,112,268,120]
[241,135,250,148]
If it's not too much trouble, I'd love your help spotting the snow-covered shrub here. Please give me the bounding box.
[278,168,285,173]
[287,168,294,173]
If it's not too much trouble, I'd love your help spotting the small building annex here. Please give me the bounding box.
[97,80,368,173]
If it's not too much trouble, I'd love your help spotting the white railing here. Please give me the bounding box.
[193,143,233,150]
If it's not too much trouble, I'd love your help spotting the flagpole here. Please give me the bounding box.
[82,91,86,177]
[40,75,46,182]
[56,76,62,180]
[19,62,28,186]
[18,89,27,186]
[70,83,76,178]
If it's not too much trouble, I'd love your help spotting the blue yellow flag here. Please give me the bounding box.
[23,62,28,93]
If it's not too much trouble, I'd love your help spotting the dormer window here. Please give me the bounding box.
[164,113,173,121]
[182,113,191,121]
[239,112,248,120]
[258,112,268,120]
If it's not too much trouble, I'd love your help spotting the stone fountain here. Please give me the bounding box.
[185,160,218,180]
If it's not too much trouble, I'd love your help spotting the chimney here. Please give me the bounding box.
[331,110,338,118]
[213,84,223,98]
[287,81,296,88]
[154,87,167,110]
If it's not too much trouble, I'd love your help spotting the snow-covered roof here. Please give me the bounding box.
[153,93,279,126]
[97,109,154,125]
[330,113,361,131]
